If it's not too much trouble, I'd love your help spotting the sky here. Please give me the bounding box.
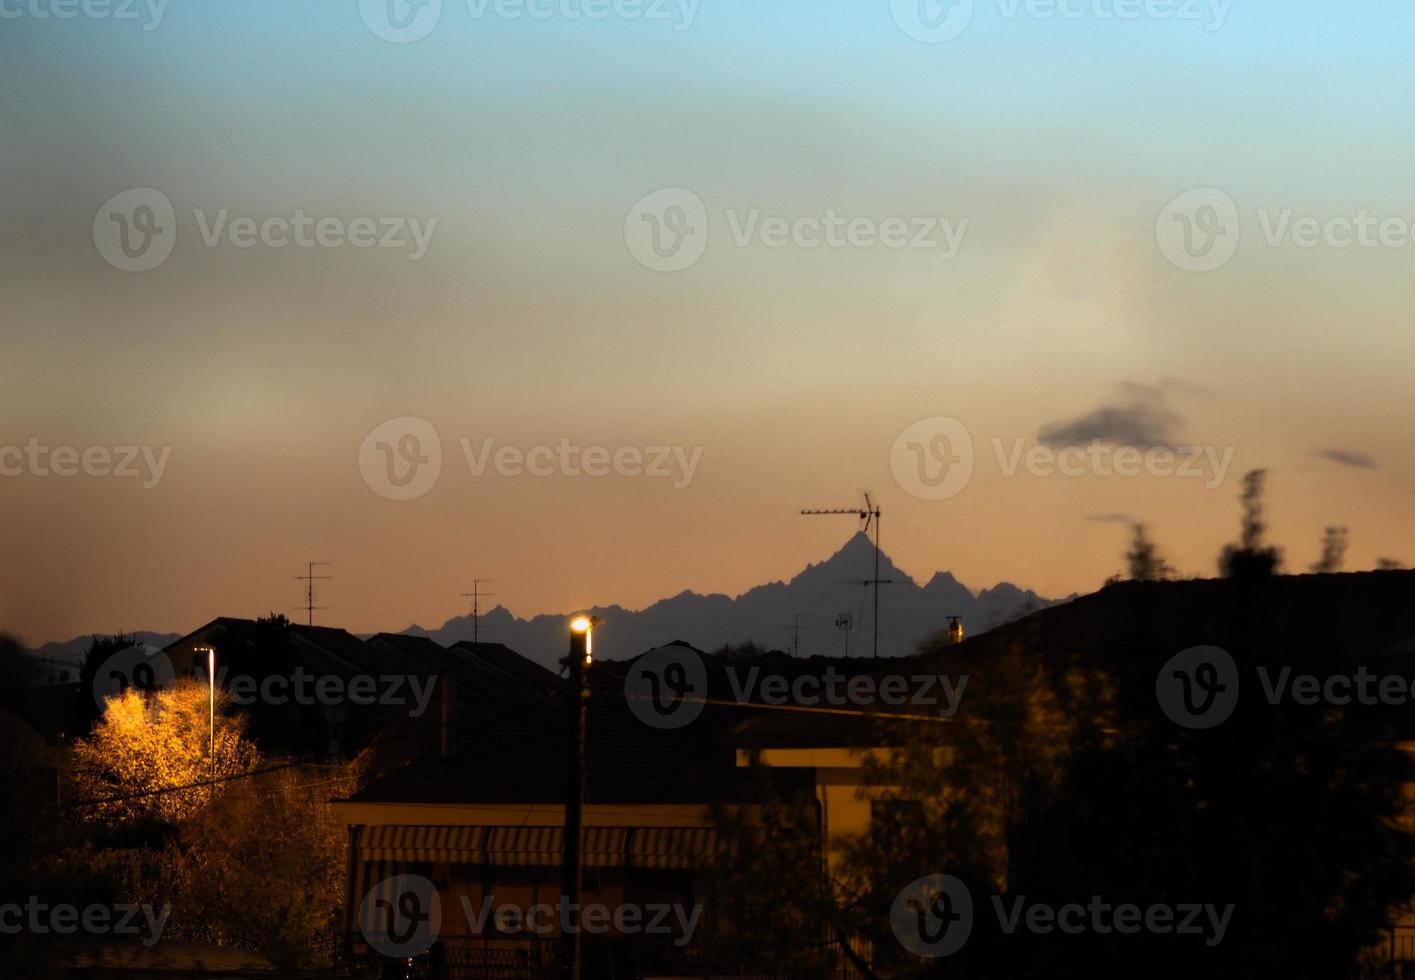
[3,0,1414,646]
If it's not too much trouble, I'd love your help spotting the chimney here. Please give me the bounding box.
[439,675,457,758]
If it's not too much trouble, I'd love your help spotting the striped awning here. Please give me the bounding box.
[627,827,723,870]
[583,827,629,867]
[484,825,562,866]
[352,825,713,870]
[357,824,485,862]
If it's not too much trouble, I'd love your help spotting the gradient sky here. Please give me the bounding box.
[3,1,1413,646]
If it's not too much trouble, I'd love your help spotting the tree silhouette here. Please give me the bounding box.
[0,631,35,691]
[76,632,138,732]
[1126,523,1175,581]
[1311,526,1350,573]
[1219,469,1283,578]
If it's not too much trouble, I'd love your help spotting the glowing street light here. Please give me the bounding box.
[562,614,598,980]
[193,646,216,782]
[570,615,595,663]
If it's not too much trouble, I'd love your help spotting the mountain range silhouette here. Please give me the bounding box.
[405,532,1065,667]
[21,535,1065,670]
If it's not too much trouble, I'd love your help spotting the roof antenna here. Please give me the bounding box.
[784,613,810,658]
[802,492,885,657]
[294,561,332,626]
[460,579,495,644]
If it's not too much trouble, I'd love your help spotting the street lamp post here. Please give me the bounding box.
[194,646,216,783]
[561,616,595,980]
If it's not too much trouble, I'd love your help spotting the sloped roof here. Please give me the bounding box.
[448,640,560,693]
[366,632,461,674]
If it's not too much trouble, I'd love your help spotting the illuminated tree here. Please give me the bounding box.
[68,679,261,827]
[170,766,353,965]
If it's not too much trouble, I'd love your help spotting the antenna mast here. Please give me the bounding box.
[784,614,810,658]
[460,579,496,644]
[294,561,332,626]
[801,493,884,657]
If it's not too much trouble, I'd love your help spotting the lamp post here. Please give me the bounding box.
[561,615,596,980]
[194,646,216,783]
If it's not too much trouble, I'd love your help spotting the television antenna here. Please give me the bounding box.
[294,561,332,626]
[784,614,810,658]
[802,493,885,657]
[460,579,496,644]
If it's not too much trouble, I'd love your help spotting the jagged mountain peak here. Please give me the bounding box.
[408,535,1063,668]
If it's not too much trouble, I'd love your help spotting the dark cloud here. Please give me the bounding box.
[1038,396,1181,449]
[1085,513,1133,524]
[1317,448,1377,470]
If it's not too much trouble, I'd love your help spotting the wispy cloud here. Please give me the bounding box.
[1085,513,1133,524]
[1317,448,1377,470]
